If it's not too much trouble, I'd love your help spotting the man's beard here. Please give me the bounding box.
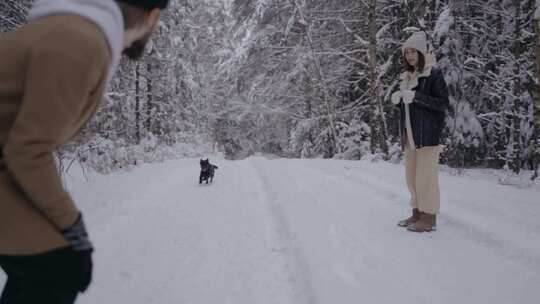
[122,32,151,60]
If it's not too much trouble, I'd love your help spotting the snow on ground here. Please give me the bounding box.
[1,157,539,303]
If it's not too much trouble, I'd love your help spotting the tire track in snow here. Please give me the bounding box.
[256,160,434,304]
[249,159,319,304]
[336,164,540,272]
[341,163,539,231]
[438,211,540,272]
[334,162,540,233]
[285,174,386,285]
[291,161,540,273]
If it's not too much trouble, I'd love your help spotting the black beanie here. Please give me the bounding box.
[118,0,169,10]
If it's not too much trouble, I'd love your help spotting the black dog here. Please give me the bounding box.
[199,159,218,184]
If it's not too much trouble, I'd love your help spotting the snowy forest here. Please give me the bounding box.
[2,0,540,177]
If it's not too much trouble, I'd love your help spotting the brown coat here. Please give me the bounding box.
[0,15,111,255]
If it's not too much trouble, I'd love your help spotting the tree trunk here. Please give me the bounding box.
[511,2,523,173]
[533,7,540,133]
[303,70,313,119]
[146,62,153,134]
[135,63,141,144]
[533,4,540,179]
[368,0,389,155]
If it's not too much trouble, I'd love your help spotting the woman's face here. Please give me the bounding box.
[404,48,418,67]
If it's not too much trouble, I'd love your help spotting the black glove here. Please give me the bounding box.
[62,213,94,252]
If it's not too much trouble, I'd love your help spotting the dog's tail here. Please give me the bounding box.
[213,165,218,169]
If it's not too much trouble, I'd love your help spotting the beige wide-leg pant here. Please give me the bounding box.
[404,143,441,214]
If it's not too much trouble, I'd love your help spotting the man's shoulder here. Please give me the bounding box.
[32,15,111,66]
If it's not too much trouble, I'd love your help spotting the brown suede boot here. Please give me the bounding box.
[407,212,437,232]
[397,208,420,227]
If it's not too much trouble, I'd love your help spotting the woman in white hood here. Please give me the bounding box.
[391,31,449,232]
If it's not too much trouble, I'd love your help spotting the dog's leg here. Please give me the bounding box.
[199,173,203,184]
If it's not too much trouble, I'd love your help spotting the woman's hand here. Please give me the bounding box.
[391,91,401,105]
[401,90,415,104]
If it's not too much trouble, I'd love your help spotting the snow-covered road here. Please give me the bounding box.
[2,157,539,303]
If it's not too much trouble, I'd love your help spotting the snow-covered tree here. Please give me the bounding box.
[1,0,539,172]
[0,0,33,32]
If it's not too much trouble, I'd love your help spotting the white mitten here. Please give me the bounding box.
[401,90,415,104]
[391,91,401,105]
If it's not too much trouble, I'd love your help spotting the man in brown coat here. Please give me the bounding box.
[0,0,168,303]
